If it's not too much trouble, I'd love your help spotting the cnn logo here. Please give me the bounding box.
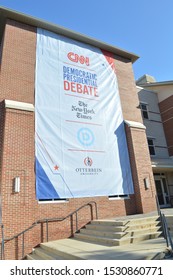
[67,52,90,66]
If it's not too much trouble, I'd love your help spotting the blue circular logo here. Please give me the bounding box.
[77,128,94,147]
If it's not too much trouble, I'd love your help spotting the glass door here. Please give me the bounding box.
[155,177,170,207]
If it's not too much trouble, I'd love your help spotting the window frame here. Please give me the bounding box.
[147,137,156,156]
[140,102,149,120]
[109,194,129,200]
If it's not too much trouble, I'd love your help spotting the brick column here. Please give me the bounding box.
[125,120,157,214]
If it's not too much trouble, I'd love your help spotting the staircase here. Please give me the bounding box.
[73,216,162,246]
[26,215,164,260]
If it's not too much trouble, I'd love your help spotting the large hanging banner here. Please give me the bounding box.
[35,28,134,199]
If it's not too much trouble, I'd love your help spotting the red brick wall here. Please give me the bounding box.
[159,96,173,156]
[125,125,157,214]
[0,19,35,103]
[115,55,143,123]
[0,19,156,259]
[115,55,157,214]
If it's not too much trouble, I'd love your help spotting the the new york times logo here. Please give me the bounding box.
[75,157,102,175]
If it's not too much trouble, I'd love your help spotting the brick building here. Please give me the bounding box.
[137,75,173,208]
[0,7,157,259]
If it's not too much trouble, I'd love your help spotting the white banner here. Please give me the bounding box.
[35,28,134,199]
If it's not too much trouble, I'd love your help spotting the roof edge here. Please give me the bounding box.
[138,80,173,87]
[0,6,139,63]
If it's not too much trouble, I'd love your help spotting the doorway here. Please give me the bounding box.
[154,174,170,208]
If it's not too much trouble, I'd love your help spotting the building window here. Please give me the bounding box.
[38,198,68,204]
[140,103,149,119]
[109,194,129,200]
[147,138,155,155]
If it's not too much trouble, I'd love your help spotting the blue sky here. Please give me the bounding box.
[0,0,172,82]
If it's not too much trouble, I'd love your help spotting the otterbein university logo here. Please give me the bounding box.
[84,157,93,166]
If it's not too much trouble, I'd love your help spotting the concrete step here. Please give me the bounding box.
[123,221,161,231]
[87,221,161,232]
[90,220,126,226]
[74,233,120,246]
[118,232,163,246]
[26,247,62,260]
[26,237,167,260]
[40,242,84,260]
[81,228,124,238]
[27,242,84,260]
[26,252,42,260]
[80,226,162,239]
[127,217,160,226]
[74,231,163,246]
[86,224,125,232]
[91,216,160,227]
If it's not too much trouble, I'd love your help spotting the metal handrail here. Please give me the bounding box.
[0,201,98,260]
[155,195,173,253]
[1,224,4,260]
[162,213,173,251]
[37,200,98,225]
[155,194,161,216]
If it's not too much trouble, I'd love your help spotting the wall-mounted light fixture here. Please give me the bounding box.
[144,177,150,190]
[14,177,20,193]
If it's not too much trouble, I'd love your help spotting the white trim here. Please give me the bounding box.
[109,196,129,201]
[38,199,69,204]
[140,101,149,105]
[5,99,34,112]
[124,120,146,130]
[152,164,173,169]
[136,86,156,93]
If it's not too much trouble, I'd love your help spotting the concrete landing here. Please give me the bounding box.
[38,237,167,260]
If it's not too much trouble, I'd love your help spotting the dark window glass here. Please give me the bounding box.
[147,138,155,155]
[140,103,149,119]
